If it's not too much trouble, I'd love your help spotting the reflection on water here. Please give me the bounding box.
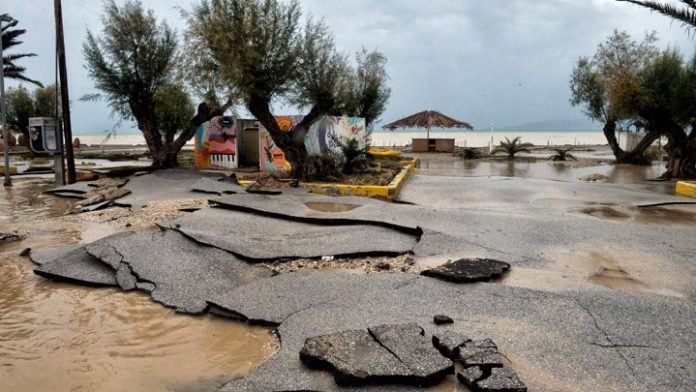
[417,158,675,194]
[0,180,278,392]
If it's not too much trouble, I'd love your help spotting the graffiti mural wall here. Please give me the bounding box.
[259,115,367,175]
[195,116,238,169]
[196,115,367,175]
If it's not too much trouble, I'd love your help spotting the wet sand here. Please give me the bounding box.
[0,180,278,392]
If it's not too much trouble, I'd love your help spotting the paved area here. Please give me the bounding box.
[34,169,696,391]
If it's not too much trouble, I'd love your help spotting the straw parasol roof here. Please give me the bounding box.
[382,110,473,140]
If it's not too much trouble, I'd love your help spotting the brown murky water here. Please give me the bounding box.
[0,180,278,392]
[305,202,362,213]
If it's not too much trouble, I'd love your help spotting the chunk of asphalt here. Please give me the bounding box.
[475,367,528,392]
[457,366,485,387]
[421,258,511,283]
[367,323,454,386]
[299,329,412,386]
[433,315,454,325]
[33,246,117,287]
[164,208,418,262]
[85,230,273,314]
[433,331,472,359]
[458,339,503,370]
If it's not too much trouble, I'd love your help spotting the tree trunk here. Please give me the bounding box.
[247,93,321,177]
[603,118,658,165]
[661,124,696,179]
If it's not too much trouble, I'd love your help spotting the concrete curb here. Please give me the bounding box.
[239,159,417,200]
[676,181,696,198]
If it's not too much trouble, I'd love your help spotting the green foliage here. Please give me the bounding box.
[1,14,42,87]
[83,0,192,167]
[187,0,391,169]
[329,132,371,175]
[495,137,531,160]
[189,0,303,104]
[454,147,482,160]
[570,30,659,123]
[335,49,392,128]
[548,148,578,161]
[297,154,340,182]
[154,83,195,144]
[83,0,177,122]
[4,84,57,136]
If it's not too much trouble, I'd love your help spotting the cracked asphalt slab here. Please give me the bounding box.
[83,230,273,314]
[35,171,696,391]
[163,208,419,261]
[213,271,696,392]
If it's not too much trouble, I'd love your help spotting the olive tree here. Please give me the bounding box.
[335,48,391,129]
[570,30,660,163]
[188,0,390,175]
[83,0,197,168]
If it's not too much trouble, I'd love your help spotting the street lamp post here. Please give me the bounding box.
[1,14,13,187]
[489,122,495,155]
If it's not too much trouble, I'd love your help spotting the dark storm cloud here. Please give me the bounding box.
[3,0,694,133]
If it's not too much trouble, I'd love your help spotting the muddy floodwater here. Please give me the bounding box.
[414,157,676,194]
[0,180,278,392]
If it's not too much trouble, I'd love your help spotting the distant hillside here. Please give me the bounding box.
[498,119,600,132]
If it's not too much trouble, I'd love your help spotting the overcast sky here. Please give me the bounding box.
[3,0,696,133]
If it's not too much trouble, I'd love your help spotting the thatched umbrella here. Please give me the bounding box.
[382,110,473,140]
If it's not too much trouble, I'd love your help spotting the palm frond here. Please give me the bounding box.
[618,0,696,30]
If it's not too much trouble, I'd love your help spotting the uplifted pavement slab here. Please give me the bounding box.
[210,193,422,234]
[163,208,418,261]
[84,229,272,314]
[33,246,118,287]
[190,178,246,195]
[300,323,452,387]
[45,181,96,195]
[113,169,222,209]
[27,244,86,265]
[215,271,696,392]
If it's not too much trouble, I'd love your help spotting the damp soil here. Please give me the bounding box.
[0,180,279,392]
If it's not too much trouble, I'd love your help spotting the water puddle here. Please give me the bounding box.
[502,245,686,298]
[0,180,279,392]
[305,202,362,212]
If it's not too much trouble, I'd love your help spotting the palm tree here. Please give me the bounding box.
[495,137,531,160]
[1,14,42,87]
[548,148,578,161]
[454,147,482,160]
[617,1,696,30]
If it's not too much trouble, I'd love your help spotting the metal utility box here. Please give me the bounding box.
[28,117,61,154]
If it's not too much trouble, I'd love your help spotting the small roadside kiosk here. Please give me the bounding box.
[28,117,65,185]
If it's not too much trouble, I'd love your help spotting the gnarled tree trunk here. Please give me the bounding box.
[247,93,332,177]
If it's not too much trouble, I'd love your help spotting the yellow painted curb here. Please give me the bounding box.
[239,159,417,200]
[676,181,696,199]
[0,166,18,175]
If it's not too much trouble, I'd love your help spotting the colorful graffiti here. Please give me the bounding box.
[195,116,238,169]
[259,115,368,175]
[260,116,302,175]
[305,116,367,155]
